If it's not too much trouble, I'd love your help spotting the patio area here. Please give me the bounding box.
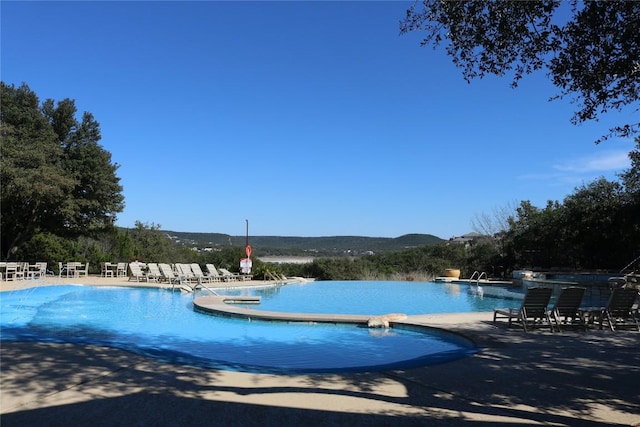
[1,309,639,426]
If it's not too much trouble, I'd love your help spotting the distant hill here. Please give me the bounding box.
[162,231,444,256]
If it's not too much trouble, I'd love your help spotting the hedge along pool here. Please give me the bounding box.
[0,281,515,373]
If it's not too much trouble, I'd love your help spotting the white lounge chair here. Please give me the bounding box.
[218,268,241,282]
[128,262,149,282]
[205,264,223,281]
[191,263,215,283]
[158,263,181,285]
[146,263,163,282]
[174,263,198,283]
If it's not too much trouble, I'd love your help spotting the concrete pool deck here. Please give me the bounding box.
[1,276,639,426]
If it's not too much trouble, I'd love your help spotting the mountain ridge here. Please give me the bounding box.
[163,231,445,255]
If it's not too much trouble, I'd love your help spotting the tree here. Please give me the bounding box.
[401,1,640,143]
[501,144,640,271]
[471,201,517,238]
[504,200,568,269]
[0,82,124,258]
[617,138,640,265]
[561,178,626,269]
[126,222,173,262]
[619,137,640,197]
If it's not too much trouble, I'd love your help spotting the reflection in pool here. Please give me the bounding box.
[0,283,485,373]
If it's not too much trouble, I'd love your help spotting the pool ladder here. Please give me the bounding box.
[469,271,488,282]
[468,271,486,298]
[265,270,286,284]
[172,278,219,296]
[198,282,219,296]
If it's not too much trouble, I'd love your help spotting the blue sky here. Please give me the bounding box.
[2,1,635,239]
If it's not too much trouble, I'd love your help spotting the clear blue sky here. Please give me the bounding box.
[2,1,634,239]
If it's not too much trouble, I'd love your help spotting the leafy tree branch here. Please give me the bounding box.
[401,0,640,143]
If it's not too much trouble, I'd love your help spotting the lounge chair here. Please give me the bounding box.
[128,262,150,282]
[493,287,553,332]
[174,263,198,284]
[591,288,639,331]
[218,268,241,282]
[191,263,215,283]
[158,263,182,285]
[549,287,587,332]
[146,263,164,282]
[205,264,224,281]
[221,267,251,282]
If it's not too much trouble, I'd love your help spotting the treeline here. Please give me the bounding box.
[165,232,444,256]
[504,175,639,272]
[3,219,476,280]
[2,82,639,280]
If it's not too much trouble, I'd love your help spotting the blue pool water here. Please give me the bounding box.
[216,280,525,315]
[0,281,512,373]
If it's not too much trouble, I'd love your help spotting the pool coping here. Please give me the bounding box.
[193,294,377,324]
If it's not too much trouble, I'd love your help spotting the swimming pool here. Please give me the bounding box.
[0,282,506,373]
[215,280,526,315]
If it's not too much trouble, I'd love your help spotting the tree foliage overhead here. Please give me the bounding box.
[401,0,640,143]
[1,82,124,259]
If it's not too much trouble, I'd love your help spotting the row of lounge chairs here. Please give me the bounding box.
[493,286,640,332]
[128,262,251,284]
